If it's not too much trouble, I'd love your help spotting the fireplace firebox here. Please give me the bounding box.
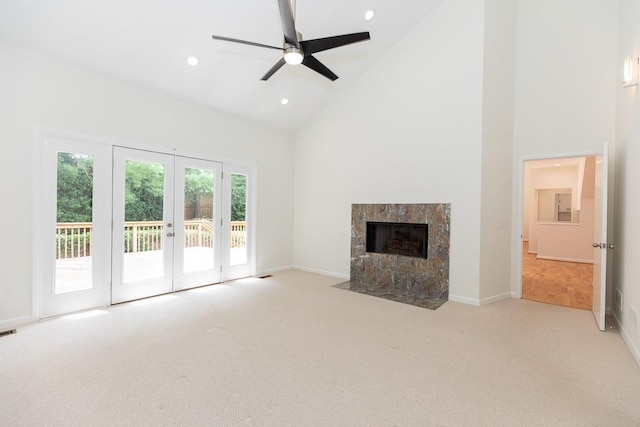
[366,222,428,259]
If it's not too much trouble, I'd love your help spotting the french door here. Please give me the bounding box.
[111,147,223,303]
[40,139,254,317]
[174,156,224,290]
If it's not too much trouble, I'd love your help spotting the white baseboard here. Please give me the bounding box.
[613,312,640,368]
[292,265,350,281]
[449,292,512,307]
[256,265,294,277]
[0,315,32,331]
[535,255,593,264]
[511,291,521,299]
[480,292,512,306]
[448,294,480,306]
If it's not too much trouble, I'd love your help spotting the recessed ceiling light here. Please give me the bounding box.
[554,163,561,167]
[281,98,289,105]
[364,10,375,21]
[187,56,199,66]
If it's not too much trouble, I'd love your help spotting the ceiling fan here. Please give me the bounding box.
[212,0,371,81]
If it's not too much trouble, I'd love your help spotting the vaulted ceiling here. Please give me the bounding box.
[0,0,445,133]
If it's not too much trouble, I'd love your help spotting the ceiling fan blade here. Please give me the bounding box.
[212,35,283,51]
[261,58,287,81]
[300,32,371,54]
[277,0,299,47]
[302,55,338,81]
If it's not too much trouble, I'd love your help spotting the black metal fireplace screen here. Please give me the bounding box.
[366,222,428,259]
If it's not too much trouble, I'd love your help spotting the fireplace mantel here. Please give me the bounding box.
[349,203,450,309]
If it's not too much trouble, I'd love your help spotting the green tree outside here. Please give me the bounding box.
[185,168,214,219]
[57,156,246,223]
[56,152,93,222]
[124,161,164,221]
[231,174,246,221]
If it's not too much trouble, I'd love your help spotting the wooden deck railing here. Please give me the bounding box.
[56,220,246,259]
[231,221,246,248]
[56,222,93,259]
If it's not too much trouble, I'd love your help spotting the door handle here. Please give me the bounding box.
[592,242,613,249]
[167,232,175,237]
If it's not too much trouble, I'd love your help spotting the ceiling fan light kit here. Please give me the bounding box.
[283,46,304,65]
[211,0,370,81]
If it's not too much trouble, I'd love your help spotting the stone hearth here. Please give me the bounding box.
[348,203,450,310]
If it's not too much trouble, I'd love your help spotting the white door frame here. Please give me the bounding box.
[513,147,609,308]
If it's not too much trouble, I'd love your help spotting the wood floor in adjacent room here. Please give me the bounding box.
[522,242,593,310]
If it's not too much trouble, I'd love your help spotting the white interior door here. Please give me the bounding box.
[40,136,112,318]
[112,147,175,303]
[174,157,223,291]
[592,147,609,331]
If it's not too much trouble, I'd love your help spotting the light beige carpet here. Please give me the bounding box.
[1,270,639,426]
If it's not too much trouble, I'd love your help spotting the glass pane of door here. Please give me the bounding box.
[230,173,247,267]
[173,157,222,291]
[55,152,94,294]
[183,167,215,273]
[122,160,166,283]
[223,165,253,282]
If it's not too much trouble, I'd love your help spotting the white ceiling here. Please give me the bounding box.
[0,0,444,134]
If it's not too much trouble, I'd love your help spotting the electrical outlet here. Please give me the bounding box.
[629,305,640,336]
[615,288,623,312]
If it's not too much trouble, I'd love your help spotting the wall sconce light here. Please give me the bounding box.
[623,56,639,87]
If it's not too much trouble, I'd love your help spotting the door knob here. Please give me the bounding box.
[608,244,615,249]
[592,243,601,248]
[167,223,173,228]
[167,232,175,237]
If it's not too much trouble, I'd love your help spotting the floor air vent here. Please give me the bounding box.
[0,329,16,338]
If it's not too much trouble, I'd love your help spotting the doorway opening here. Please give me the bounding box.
[521,156,596,311]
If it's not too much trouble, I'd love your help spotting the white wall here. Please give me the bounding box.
[614,0,640,365]
[293,0,486,301]
[479,0,517,302]
[513,0,618,157]
[0,42,294,327]
[512,0,618,295]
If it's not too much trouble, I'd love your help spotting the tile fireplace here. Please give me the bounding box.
[349,203,450,309]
